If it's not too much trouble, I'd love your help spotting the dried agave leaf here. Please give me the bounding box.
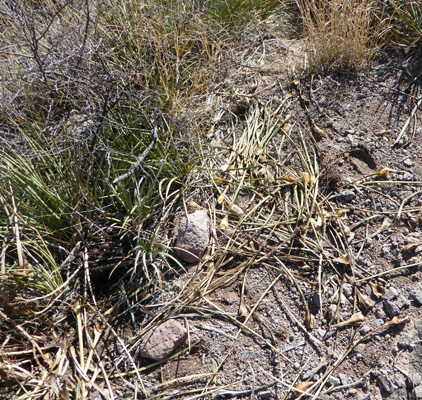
[390,316,410,325]
[377,168,389,177]
[408,216,419,229]
[215,177,230,185]
[334,209,348,218]
[283,123,292,133]
[331,312,365,329]
[294,381,314,397]
[229,204,244,217]
[357,290,374,311]
[219,215,229,230]
[238,302,248,318]
[332,256,350,265]
[369,282,385,298]
[312,125,324,140]
[304,310,315,329]
[403,242,422,252]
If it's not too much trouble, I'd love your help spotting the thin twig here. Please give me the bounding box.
[113,127,159,184]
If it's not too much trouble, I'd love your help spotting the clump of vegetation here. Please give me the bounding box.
[296,0,382,73]
[1,0,422,398]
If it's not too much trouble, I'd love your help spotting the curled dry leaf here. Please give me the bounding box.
[229,204,244,217]
[331,312,365,329]
[282,176,298,186]
[390,316,410,325]
[219,215,229,230]
[294,381,314,397]
[238,302,249,318]
[357,290,374,311]
[283,123,292,133]
[312,125,324,140]
[408,216,419,229]
[334,208,348,218]
[304,310,315,329]
[403,242,422,252]
[301,172,310,184]
[377,168,389,177]
[369,281,385,298]
[332,256,350,265]
[215,177,230,185]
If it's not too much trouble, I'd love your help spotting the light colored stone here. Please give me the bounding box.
[139,319,188,361]
[176,209,210,262]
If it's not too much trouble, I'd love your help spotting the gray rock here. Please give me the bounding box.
[343,283,354,297]
[344,190,356,202]
[328,377,341,387]
[139,319,188,360]
[318,327,326,338]
[403,158,414,167]
[415,385,422,399]
[258,391,272,399]
[377,375,394,396]
[338,373,349,386]
[384,300,400,317]
[396,295,407,310]
[374,318,385,328]
[375,307,386,319]
[313,292,322,308]
[383,287,399,301]
[403,171,413,181]
[176,210,210,262]
[410,290,422,306]
[395,378,405,388]
[326,304,337,321]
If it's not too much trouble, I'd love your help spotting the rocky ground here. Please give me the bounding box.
[93,13,422,400]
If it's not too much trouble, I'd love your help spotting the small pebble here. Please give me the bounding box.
[410,290,422,306]
[403,158,414,167]
[396,295,407,310]
[403,171,413,181]
[338,373,349,386]
[326,304,337,321]
[259,391,272,399]
[377,375,394,396]
[344,190,356,202]
[343,283,354,298]
[383,287,399,301]
[384,300,400,317]
[374,318,385,328]
[375,307,386,319]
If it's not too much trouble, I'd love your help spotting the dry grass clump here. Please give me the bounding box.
[296,0,381,73]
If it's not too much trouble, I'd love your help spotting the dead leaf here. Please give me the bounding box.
[331,312,365,329]
[219,215,229,230]
[312,125,324,140]
[390,316,410,325]
[283,123,292,133]
[294,381,314,397]
[215,177,230,185]
[238,302,248,318]
[408,216,419,229]
[369,282,385,298]
[304,310,315,329]
[332,256,350,265]
[377,168,389,177]
[357,290,374,311]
